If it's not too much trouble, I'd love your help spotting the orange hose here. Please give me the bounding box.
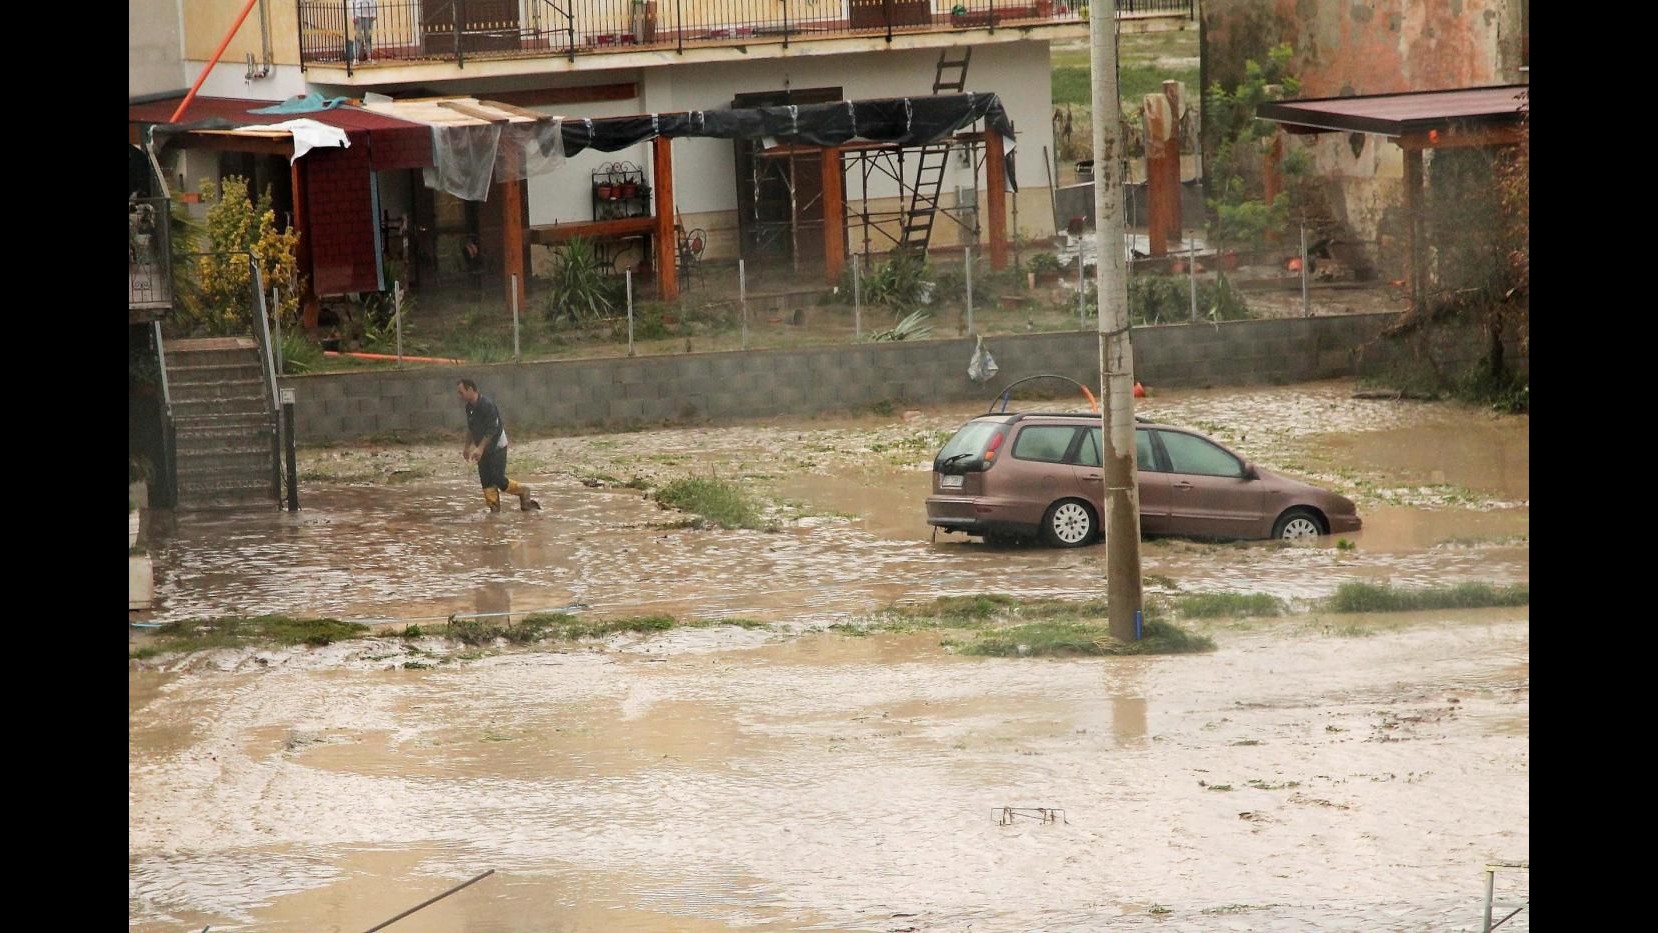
[1081,385,1099,412]
[323,351,467,364]
[169,0,262,124]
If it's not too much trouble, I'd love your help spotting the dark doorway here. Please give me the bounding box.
[215,152,295,229]
[732,86,841,266]
[848,0,931,29]
[422,0,522,55]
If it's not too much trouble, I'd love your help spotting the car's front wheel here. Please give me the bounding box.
[1271,507,1325,542]
[1042,499,1098,548]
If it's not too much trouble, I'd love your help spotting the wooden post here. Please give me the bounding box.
[500,146,528,307]
[821,146,845,284]
[653,135,678,301]
[1262,132,1284,244]
[1403,144,1426,312]
[290,158,320,330]
[1142,84,1181,257]
[985,128,1009,270]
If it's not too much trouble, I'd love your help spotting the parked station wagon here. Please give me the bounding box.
[925,412,1361,547]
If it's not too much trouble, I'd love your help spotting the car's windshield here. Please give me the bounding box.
[936,421,1002,466]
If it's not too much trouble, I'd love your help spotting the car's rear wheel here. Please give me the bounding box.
[1271,508,1325,542]
[1042,499,1097,548]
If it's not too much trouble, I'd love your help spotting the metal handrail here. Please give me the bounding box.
[152,320,180,508]
[294,0,1196,68]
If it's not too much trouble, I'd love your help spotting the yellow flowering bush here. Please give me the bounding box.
[175,176,304,336]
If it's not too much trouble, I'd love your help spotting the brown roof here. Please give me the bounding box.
[1256,85,1529,136]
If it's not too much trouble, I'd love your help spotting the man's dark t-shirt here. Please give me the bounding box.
[465,394,505,450]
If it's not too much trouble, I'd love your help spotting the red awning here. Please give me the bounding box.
[130,95,434,170]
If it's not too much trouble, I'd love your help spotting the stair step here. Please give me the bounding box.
[176,444,275,461]
[177,474,275,491]
[165,348,264,368]
[172,396,271,416]
[168,362,266,381]
[170,387,270,406]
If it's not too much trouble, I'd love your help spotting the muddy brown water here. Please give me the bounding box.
[130,380,1528,930]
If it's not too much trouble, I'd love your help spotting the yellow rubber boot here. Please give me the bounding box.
[483,487,502,513]
[505,480,541,511]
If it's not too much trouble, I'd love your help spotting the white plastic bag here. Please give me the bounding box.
[968,335,999,383]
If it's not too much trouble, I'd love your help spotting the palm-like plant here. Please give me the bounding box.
[545,236,621,323]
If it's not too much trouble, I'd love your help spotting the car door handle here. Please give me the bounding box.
[1083,473,1102,481]
[1173,481,1194,490]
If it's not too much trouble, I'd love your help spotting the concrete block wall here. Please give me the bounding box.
[279,313,1404,443]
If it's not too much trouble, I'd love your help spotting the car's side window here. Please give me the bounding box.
[1077,428,1102,467]
[1157,430,1244,478]
[1012,425,1079,463]
[1136,428,1162,472]
[1077,427,1160,471]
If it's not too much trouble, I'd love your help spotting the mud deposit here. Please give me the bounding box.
[130,380,1528,930]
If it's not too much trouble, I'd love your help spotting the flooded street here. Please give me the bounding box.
[130,380,1528,930]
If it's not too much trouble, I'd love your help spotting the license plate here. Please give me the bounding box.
[940,474,964,489]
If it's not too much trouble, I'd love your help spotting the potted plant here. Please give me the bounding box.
[1027,252,1064,284]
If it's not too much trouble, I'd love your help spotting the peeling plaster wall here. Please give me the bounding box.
[1203,0,1523,248]
[1204,0,1524,97]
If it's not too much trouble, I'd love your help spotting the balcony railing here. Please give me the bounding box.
[129,197,173,311]
[299,0,1193,70]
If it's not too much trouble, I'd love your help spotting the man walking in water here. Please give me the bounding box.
[457,379,540,513]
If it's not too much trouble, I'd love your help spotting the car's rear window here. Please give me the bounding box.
[1012,425,1078,463]
[935,421,1002,467]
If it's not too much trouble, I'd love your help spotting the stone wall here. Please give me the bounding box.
[279,313,1413,442]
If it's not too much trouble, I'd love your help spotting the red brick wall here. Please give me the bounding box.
[306,141,379,296]
[300,127,431,296]
[369,129,433,172]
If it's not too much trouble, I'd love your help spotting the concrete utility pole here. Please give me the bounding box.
[1090,0,1144,641]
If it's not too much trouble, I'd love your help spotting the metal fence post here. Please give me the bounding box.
[853,254,862,340]
[394,280,404,366]
[739,259,749,350]
[1077,248,1085,328]
[626,269,635,356]
[965,247,974,336]
[1188,236,1199,322]
[1300,223,1310,317]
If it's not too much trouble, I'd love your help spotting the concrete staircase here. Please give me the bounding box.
[163,337,280,509]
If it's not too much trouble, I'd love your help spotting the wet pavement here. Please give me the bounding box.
[129,379,1529,930]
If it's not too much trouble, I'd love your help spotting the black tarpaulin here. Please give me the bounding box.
[561,92,1019,190]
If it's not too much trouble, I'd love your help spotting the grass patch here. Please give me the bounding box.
[440,612,768,647]
[130,615,370,659]
[686,617,771,629]
[885,593,1030,624]
[652,476,778,531]
[446,612,676,645]
[954,618,1215,657]
[1172,592,1285,619]
[1325,582,1529,613]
